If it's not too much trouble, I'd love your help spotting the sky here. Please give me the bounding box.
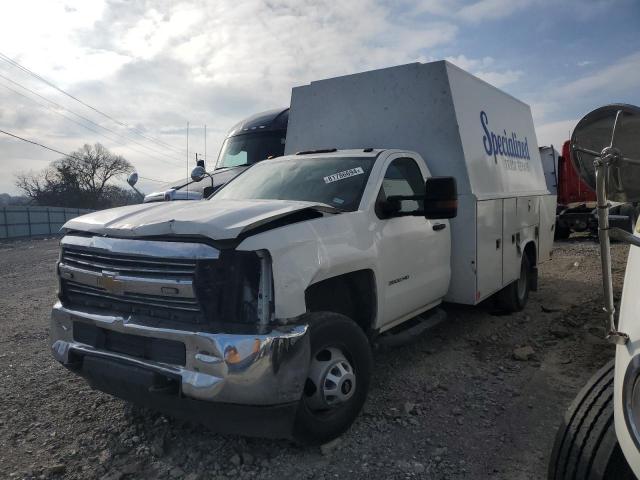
[0,0,638,195]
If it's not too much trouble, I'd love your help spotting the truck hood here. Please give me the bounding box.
[63,198,336,240]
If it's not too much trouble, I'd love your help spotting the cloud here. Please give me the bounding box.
[0,0,459,194]
[531,51,640,154]
[457,0,536,23]
[445,55,522,87]
[524,50,640,131]
[0,0,636,197]
[556,51,640,98]
[535,119,576,152]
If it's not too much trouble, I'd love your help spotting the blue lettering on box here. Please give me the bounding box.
[480,110,530,169]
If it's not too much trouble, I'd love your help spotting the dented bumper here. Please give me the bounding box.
[50,302,310,407]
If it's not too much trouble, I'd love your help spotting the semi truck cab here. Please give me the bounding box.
[142,108,289,203]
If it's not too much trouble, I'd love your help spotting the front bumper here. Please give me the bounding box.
[50,302,310,408]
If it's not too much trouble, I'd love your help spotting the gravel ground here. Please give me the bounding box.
[0,236,628,479]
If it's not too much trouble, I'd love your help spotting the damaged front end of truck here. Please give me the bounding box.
[48,200,340,438]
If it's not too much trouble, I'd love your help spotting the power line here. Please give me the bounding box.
[0,72,185,166]
[0,78,183,167]
[0,127,95,162]
[0,51,188,156]
[0,127,172,189]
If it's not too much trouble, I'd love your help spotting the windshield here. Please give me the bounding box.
[216,131,286,169]
[213,156,375,211]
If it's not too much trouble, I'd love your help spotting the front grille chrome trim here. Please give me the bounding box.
[59,263,195,298]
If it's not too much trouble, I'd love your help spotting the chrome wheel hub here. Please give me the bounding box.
[305,347,356,411]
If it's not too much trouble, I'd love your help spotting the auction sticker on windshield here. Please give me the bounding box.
[324,167,364,184]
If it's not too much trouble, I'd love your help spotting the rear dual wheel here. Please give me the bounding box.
[497,253,531,312]
[293,312,373,445]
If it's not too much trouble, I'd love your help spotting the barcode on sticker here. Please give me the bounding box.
[324,167,364,184]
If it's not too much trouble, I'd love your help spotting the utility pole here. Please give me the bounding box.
[204,124,207,168]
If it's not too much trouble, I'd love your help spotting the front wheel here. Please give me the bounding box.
[293,312,373,445]
[548,360,635,479]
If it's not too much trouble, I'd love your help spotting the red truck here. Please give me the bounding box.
[548,140,638,239]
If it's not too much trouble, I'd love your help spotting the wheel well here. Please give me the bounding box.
[304,270,376,334]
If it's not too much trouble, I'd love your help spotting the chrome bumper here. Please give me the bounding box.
[50,302,310,405]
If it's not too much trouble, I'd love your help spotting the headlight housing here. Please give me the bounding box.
[195,250,273,326]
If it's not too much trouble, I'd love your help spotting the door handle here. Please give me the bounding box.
[433,224,446,231]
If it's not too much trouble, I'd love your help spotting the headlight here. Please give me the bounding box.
[195,250,267,325]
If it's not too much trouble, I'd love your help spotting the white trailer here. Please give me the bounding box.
[285,60,556,305]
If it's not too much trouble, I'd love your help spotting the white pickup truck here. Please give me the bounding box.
[50,61,555,443]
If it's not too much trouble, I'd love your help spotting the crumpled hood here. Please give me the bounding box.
[63,198,333,240]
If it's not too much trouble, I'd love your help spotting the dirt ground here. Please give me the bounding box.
[0,236,629,479]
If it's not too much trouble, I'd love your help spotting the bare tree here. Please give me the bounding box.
[15,143,134,209]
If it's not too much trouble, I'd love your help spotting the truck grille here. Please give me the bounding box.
[59,235,220,324]
[61,246,196,279]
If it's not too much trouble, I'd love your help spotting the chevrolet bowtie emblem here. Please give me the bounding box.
[97,271,123,295]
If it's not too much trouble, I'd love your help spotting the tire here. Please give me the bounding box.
[548,360,635,480]
[619,205,638,234]
[497,253,531,312]
[293,312,373,445]
[555,223,571,240]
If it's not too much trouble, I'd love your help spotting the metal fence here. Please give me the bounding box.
[0,206,93,239]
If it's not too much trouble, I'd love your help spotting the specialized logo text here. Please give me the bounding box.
[480,111,530,171]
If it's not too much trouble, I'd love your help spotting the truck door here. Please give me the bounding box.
[374,155,451,327]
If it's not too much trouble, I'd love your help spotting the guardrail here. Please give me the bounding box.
[0,206,93,239]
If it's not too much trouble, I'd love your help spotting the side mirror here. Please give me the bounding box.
[424,176,457,219]
[191,166,207,182]
[127,172,139,187]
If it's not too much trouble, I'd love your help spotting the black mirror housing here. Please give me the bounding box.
[424,176,457,219]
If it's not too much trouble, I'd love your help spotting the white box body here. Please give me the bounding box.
[285,61,556,304]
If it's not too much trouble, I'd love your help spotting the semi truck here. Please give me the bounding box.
[141,108,289,202]
[554,139,638,239]
[548,104,640,479]
[49,61,555,443]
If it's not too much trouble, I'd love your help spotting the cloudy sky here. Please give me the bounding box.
[0,0,638,195]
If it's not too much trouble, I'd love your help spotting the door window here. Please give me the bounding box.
[378,157,425,214]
